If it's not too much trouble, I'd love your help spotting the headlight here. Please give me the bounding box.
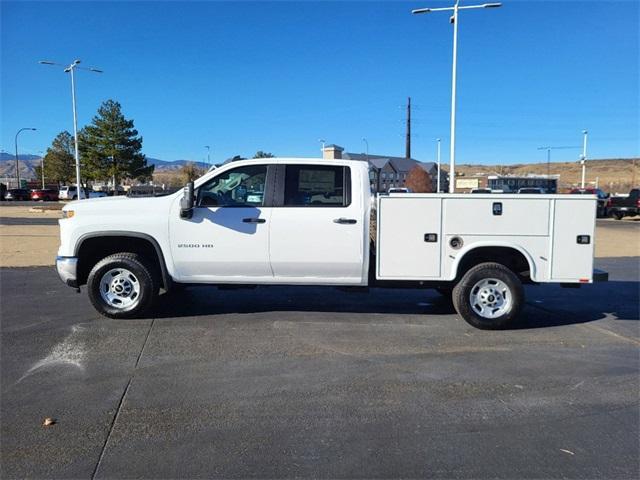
[62,210,75,219]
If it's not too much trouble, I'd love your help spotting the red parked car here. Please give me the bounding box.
[30,189,59,201]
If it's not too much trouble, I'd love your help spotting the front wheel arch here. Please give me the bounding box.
[75,232,172,290]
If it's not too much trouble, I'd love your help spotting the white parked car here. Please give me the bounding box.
[59,186,107,200]
[55,158,607,329]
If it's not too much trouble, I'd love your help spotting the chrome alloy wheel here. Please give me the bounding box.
[469,278,512,319]
[99,268,141,309]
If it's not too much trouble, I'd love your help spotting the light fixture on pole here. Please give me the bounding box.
[412,1,502,193]
[39,59,103,199]
[362,138,369,160]
[14,128,37,188]
[318,138,326,156]
[436,138,442,193]
[580,130,588,188]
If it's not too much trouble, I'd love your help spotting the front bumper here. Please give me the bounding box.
[56,256,78,287]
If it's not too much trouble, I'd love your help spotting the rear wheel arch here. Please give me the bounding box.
[453,245,534,282]
[75,232,172,290]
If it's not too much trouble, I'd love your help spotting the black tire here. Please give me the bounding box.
[452,262,524,330]
[72,195,77,200]
[612,212,624,220]
[87,253,158,319]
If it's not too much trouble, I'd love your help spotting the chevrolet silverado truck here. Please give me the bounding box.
[56,158,607,329]
[607,188,640,220]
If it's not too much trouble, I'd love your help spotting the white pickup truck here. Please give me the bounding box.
[56,158,607,329]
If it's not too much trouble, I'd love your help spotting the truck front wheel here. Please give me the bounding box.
[452,262,524,330]
[87,253,158,318]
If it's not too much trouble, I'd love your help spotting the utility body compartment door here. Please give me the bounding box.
[550,198,596,281]
[377,196,442,279]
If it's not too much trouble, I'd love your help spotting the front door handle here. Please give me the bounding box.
[242,217,266,224]
[333,218,357,224]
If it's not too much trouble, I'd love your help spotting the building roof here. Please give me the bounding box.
[343,151,437,173]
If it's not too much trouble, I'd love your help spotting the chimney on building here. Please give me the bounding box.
[323,144,344,160]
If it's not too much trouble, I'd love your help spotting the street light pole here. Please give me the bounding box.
[580,130,588,188]
[436,138,442,193]
[68,63,82,196]
[14,128,37,188]
[39,151,45,189]
[40,59,103,199]
[362,138,369,160]
[318,138,326,156]
[412,1,502,193]
[205,145,211,168]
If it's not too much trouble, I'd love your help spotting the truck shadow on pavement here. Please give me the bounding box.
[151,281,639,330]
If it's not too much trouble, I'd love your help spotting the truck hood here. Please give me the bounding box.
[63,194,176,215]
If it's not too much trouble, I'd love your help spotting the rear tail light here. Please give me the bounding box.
[636,199,640,208]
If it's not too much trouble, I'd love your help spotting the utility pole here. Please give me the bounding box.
[405,97,411,159]
[436,138,442,193]
[412,1,502,193]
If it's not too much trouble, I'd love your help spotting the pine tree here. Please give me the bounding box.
[253,151,275,158]
[38,131,76,186]
[79,100,153,188]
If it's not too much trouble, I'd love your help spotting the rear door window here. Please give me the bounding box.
[283,165,350,207]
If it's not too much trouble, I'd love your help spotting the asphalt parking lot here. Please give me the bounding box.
[1,258,638,479]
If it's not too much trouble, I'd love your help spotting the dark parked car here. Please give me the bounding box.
[607,188,640,220]
[30,189,59,201]
[4,189,30,201]
[518,187,546,194]
[570,188,609,217]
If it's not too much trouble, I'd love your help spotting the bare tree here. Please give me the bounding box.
[405,166,432,193]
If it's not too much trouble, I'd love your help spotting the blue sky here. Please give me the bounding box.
[1,0,638,165]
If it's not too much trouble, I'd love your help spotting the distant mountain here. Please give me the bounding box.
[0,152,41,162]
[146,158,208,170]
[0,153,207,179]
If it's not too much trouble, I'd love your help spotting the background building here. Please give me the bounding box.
[322,144,448,193]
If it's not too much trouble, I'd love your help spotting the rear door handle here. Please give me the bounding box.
[242,217,266,224]
[333,218,357,224]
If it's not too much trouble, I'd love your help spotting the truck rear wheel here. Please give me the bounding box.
[87,253,158,319]
[452,262,524,330]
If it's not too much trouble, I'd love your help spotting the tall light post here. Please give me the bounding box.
[318,138,326,156]
[40,59,103,199]
[14,128,36,188]
[362,138,369,159]
[413,1,502,193]
[580,129,588,188]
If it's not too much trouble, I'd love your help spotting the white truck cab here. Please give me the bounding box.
[56,158,607,329]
